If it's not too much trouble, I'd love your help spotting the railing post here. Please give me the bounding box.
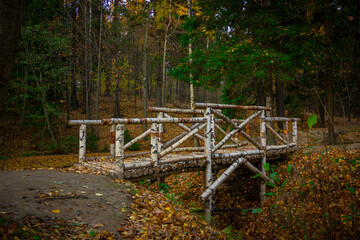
[204,107,213,223]
[110,125,115,158]
[211,113,215,148]
[157,113,165,190]
[115,124,125,179]
[79,124,86,163]
[260,110,267,202]
[150,123,159,165]
[292,121,297,144]
[157,112,164,152]
[284,121,289,148]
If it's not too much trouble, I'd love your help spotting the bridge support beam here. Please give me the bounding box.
[260,110,267,202]
[204,108,214,223]
[79,124,86,163]
[115,124,125,179]
[110,125,115,158]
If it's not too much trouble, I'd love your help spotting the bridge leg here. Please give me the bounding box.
[204,107,213,223]
[157,113,166,191]
[292,121,297,144]
[110,125,115,158]
[115,124,125,179]
[79,124,86,163]
[260,110,267,202]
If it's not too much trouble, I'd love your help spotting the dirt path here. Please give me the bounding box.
[0,170,131,238]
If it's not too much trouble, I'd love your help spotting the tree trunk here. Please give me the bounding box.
[103,65,111,96]
[95,0,103,125]
[355,0,360,93]
[156,30,162,107]
[0,0,27,108]
[258,83,266,106]
[188,0,194,109]
[114,61,121,118]
[70,1,79,110]
[325,4,336,144]
[162,21,170,107]
[142,9,150,132]
[275,77,285,129]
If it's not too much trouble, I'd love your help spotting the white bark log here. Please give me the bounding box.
[115,124,125,179]
[148,107,204,114]
[265,122,287,145]
[240,131,262,150]
[124,128,151,150]
[260,110,267,203]
[102,117,206,125]
[110,125,115,157]
[159,123,206,158]
[204,107,213,223]
[215,124,239,145]
[164,113,205,142]
[266,143,296,150]
[193,103,271,111]
[243,159,273,184]
[150,123,159,165]
[163,123,201,148]
[211,111,262,153]
[264,117,300,122]
[69,120,102,125]
[292,121,297,144]
[200,157,246,201]
[284,121,289,148]
[79,124,86,163]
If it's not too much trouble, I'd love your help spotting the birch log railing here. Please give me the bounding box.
[68,103,299,223]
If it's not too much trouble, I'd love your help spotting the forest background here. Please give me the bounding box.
[1,0,360,154]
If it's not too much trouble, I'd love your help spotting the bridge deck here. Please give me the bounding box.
[69,103,300,223]
[80,145,296,181]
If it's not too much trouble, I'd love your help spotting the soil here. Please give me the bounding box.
[0,170,132,238]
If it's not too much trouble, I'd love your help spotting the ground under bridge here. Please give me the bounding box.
[69,103,300,222]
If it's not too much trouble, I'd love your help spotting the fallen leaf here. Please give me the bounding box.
[94,223,104,228]
[96,193,103,197]
[65,208,73,212]
[52,209,60,214]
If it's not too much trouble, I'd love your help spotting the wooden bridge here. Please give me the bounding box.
[68,103,299,222]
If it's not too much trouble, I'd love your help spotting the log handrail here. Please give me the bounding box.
[71,103,301,224]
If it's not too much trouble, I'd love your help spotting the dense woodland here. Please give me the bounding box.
[1,1,360,239]
[1,0,360,150]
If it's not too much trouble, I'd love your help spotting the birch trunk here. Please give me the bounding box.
[187,0,194,109]
[204,107,213,223]
[95,0,103,136]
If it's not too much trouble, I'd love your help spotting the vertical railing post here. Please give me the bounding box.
[110,125,115,158]
[204,107,213,223]
[79,124,87,163]
[292,120,298,144]
[157,113,165,190]
[284,121,289,148]
[157,112,164,152]
[115,124,125,179]
[260,110,267,202]
[211,113,215,148]
[150,123,159,166]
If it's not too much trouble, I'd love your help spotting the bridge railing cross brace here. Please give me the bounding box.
[68,103,299,223]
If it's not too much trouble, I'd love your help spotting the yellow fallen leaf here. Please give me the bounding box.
[121,208,126,212]
[96,193,103,196]
[52,209,60,214]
